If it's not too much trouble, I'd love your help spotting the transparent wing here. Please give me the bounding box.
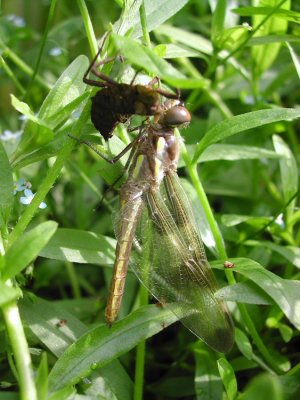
[132,171,234,353]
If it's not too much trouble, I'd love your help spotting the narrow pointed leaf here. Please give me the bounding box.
[193,108,300,161]
[3,221,58,280]
[214,258,300,329]
[49,305,177,390]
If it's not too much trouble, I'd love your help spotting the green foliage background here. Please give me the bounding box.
[0,0,300,399]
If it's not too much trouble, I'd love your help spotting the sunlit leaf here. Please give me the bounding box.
[48,305,178,390]
[245,239,300,269]
[111,34,208,88]
[0,141,13,225]
[3,221,58,280]
[194,347,223,400]
[251,1,291,74]
[193,108,300,161]
[113,0,189,37]
[214,258,300,329]
[235,328,253,360]
[273,134,298,217]
[217,358,237,400]
[39,228,115,265]
[239,373,284,400]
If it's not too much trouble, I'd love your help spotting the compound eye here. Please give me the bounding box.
[164,106,191,127]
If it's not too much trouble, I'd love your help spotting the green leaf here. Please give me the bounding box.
[248,34,300,45]
[0,282,21,306]
[245,240,300,269]
[11,95,53,144]
[155,24,212,54]
[0,393,20,399]
[91,362,134,400]
[48,305,178,390]
[233,5,300,23]
[13,55,89,161]
[239,373,284,400]
[20,295,134,400]
[114,0,189,37]
[35,352,48,400]
[39,55,89,124]
[216,281,273,305]
[48,386,75,400]
[221,214,272,227]
[12,132,68,170]
[235,328,253,360]
[194,348,223,400]
[39,228,115,265]
[3,221,58,280]
[199,144,281,163]
[272,134,298,215]
[19,294,89,357]
[111,33,208,88]
[214,25,252,52]
[44,91,90,129]
[251,1,291,75]
[214,258,300,329]
[287,42,300,78]
[154,43,200,59]
[0,141,13,225]
[279,367,300,399]
[212,0,226,44]
[193,108,300,161]
[278,323,293,343]
[217,358,237,400]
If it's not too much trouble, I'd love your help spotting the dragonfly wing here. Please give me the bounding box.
[132,172,234,353]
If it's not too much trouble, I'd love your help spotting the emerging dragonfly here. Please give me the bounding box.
[83,34,179,140]
[103,99,234,353]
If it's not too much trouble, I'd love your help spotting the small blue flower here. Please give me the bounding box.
[275,213,285,229]
[20,189,47,209]
[14,178,27,194]
[71,106,82,119]
[0,130,22,142]
[6,14,25,27]
[49,47,62,56]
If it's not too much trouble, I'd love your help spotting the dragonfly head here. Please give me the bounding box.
[159,100,191,128]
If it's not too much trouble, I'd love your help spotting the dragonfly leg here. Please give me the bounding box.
[83,32,110,82]
[83,31,123,88]
[68,125,146,164]
[147,76,180,100]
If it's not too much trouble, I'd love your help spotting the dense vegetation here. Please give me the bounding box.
[0,1,299,399]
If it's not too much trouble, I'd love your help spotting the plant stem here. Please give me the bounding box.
[0,56,25,95]
[25,0,58,100]
[139,1,151,48]
[0,39,50,90]
[134,337,147,400]
[176,57,232,119]
[4,105,90,399]
[8,104,90,247]
[2,300,37,400]
[77,0,98,57]
[134,286,148,400]
[66,262,81,299]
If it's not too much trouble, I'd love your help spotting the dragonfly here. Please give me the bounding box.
[83,34,179,141]
[103,99,234,353]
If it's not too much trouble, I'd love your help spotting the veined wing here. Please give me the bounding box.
[132,171,234,353]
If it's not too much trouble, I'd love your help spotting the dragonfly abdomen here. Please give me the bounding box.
[105,194,143,325]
